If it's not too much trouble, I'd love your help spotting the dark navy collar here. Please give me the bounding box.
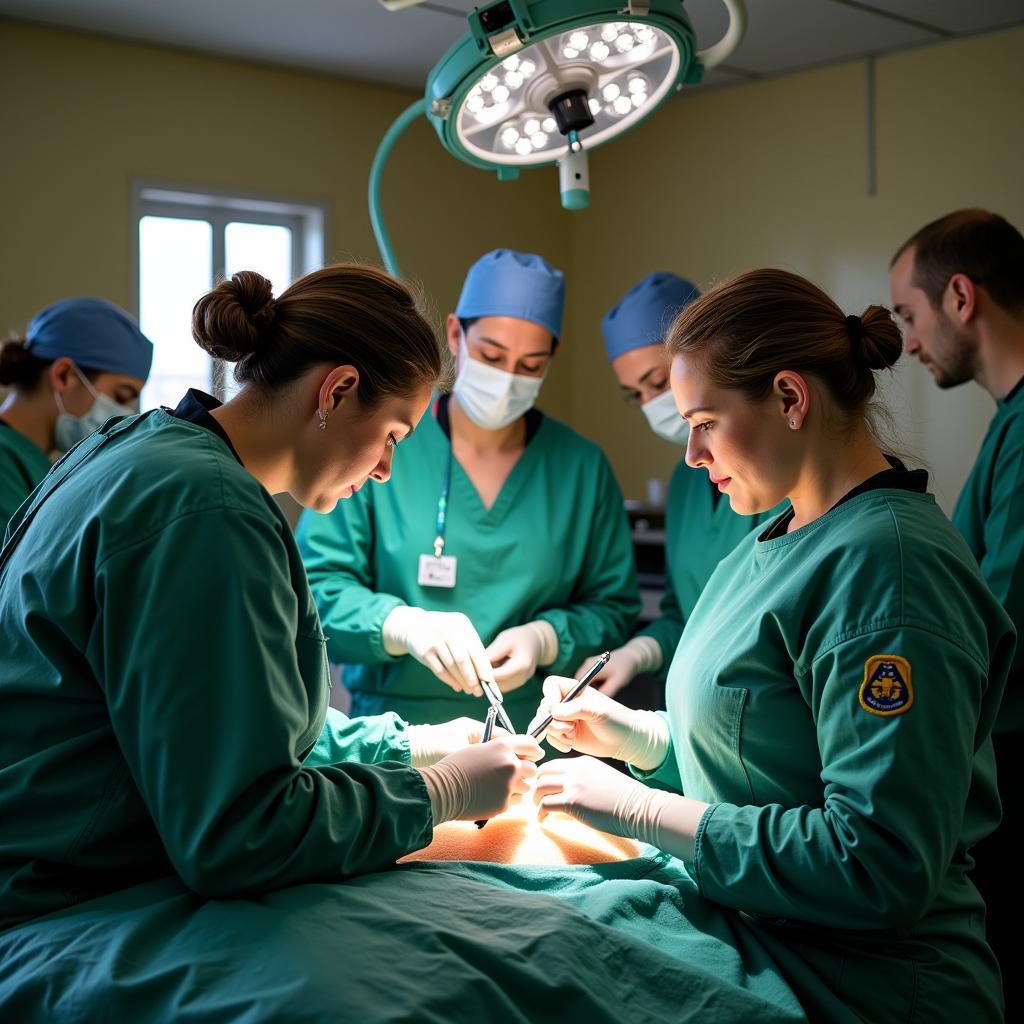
[760,457,928,541]
[166,389,243,465]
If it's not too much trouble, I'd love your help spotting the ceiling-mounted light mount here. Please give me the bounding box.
[369,0,747,274]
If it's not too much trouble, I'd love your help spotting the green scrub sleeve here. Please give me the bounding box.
[636,578,685,683]
[691,626,997,929]
[96,508,432,897]
[628,711,685,793]
[304,707,412,768]
[296,488,405,666]
[536,458,641,675]
[974,428,1024,730]
[0,457,33,528]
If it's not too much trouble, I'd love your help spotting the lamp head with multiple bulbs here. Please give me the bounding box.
[425,1,705,209]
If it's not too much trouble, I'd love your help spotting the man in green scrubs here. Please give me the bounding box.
[584,273,783,698]
[891,209,1024,1009]
[298,250,640,729]
[0,297,151,525]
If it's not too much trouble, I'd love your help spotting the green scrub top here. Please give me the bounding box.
[0,420,51,528]
[639,478,1012,1022]
[638,457,784,677]
[297,401,641,729]
[0,403,432,932]
[953,377,1024,735]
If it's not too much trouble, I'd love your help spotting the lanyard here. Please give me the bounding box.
[433,446,453,558]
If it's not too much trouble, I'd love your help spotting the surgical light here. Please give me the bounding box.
[369,0,747,276]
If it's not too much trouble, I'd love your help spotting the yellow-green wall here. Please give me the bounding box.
[2,21,1023,511]
[566,27,1024,510]
[0,20,573,410]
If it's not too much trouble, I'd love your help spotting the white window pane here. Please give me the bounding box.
[139,216,213,412]
[225,222,292,295]
[222,222,293,398]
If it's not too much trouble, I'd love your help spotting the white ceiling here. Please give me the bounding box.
[2,0,1022,92]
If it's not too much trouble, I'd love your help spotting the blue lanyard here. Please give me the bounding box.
[433,446,453,558]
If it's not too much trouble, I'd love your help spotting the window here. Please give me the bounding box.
[133,184,327,411]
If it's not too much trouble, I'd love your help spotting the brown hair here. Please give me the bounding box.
[0,336,103,391]
[892,209,1024,315]
[666,268,902,415]
[192,264,449,405]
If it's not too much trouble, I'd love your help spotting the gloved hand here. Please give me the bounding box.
[534,755,708,861]
[526,674,669,771]
[407,717,504,768]
[485,620,558,693]
[576,636,663,699]
[382,606,492,697]
[417,734,544,824]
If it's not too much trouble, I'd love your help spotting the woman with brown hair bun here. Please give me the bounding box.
[0,264,541,950]
[531,268,1011,1021]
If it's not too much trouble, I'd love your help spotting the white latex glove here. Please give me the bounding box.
[526,674,669,771]
[382,606,492,697]
[576,636,663,699]
[407,717,508,768]
[484,620,558,693]
[417,734,544,824]
[534,755,708,861]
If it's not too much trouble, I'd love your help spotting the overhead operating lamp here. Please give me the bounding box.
[370,0,746,275]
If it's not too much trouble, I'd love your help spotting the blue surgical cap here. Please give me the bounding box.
[455,249,565,339]
[602,273,701,362]
[26,298,154,382]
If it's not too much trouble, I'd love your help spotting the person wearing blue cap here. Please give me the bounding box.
[298,249,640,729]
[579,273,783,698]
[0,298,153,525]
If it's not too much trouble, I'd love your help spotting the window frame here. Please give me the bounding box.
[131,180,328,399]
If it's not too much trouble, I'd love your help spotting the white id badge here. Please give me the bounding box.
[418,553,457,588]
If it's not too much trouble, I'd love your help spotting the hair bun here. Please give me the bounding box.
[0,337,32,387]
[852,304,902,371]
[192,271,276,362]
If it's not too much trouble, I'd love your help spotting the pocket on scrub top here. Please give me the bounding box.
[294,630,331,746]
[688,684,755,806]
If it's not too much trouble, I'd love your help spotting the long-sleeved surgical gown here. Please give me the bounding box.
[637,467,1012,1022]
[0,420,50,528]
[0,400,432,931]
[296,398,640,729]
[952,376,1024,735]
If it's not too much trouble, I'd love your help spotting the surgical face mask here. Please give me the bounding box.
[641,387,690,445]
[53,365,135,452]
[452,335,545,431]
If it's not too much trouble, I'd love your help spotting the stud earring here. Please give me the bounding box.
[318,408,329,431]
[790,420,796,428]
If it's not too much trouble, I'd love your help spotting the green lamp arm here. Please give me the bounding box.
[368,97,427,278]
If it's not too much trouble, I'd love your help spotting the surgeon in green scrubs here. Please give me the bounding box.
[0,264,541,934]
[298,249,640,730]
[0,297,152,525]
[582,273,782,697]
[890,208,1024,1013]
[529,268,1012,1023]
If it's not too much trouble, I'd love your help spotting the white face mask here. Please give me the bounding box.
[452,334,545,431]
[641,387,690,445]
[53,365,135,452]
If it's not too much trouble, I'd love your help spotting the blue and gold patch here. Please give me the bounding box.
[859,655,913,716]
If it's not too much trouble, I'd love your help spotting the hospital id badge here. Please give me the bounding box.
[418,553,457,588]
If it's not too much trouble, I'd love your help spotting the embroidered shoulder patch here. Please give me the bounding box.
[859,655,913,716]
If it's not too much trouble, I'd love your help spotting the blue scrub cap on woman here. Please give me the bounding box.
[602,272,701,361]
[455,249,565,339]
[26,297,154,381]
